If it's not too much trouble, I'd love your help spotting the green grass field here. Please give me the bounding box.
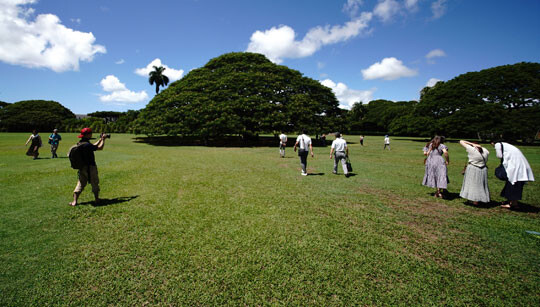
[1,133,539,305]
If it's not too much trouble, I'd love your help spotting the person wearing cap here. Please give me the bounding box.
[383,135,390,150]
[329,132,349,177]
[48,129,62,158]
[69,128,107,206]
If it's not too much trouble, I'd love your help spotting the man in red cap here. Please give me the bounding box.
[69,127,107,206]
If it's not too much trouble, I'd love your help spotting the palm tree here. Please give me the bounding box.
[148,66,169,94]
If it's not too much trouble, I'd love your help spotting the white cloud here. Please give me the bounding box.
[431,0,448,19]
[317,61,325,69]
[320,79,374,109]
[135,58,184,81]
[343,0,364,18]
[425,48,446,64]
[70,18,81,24]
[362,57,418,80]
[246,12,372,63]
[0,0,106,72]
[373,0,400,22]
[404,0,419,11]
[99,75,148,104]
[115,59,125,65]
[426,78,442,87]
[426,49,446,59]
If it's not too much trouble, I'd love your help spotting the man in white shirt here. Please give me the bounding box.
[279,133,287,158]
[330,132,349,177]
[293,130,314,176]
[384,135,390,150]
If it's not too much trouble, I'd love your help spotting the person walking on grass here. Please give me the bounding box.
[384,135,390,150]
[359,135,364,146]
[422,136,449,198]
[69,128,107,206]
[330,132,349,177]
[294,129,314,176]
[492,140,534,209]
[279,132,287,158]
[459,140,490,205]
[48,128,62,158]
[25,129,42,160]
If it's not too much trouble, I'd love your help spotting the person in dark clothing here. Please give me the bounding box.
[69,127,106,206]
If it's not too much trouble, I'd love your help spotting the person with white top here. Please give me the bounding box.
[293,130,314,176]
[279,133,287,158]
[384,135,390,150]
[492,141,535,209]
[459,140,490,205]
[330,132,349,177]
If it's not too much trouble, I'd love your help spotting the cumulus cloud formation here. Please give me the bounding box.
[431,0,448,19]
[342,0,364,18]
[426,78,442,87]
[99,75,148,104]
[320,79,374,109]
[246,12,372,63]
[362,57,418,80]
[135,58,184,81]
[0,0,106,72]
[373,0,400,22]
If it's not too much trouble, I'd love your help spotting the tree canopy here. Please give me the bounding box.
[0,100,75,132]
[135,52,342,137]
[345,62,540,141]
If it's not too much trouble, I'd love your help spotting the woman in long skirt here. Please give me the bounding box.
[492,141,535,209]
[459,140,490,205]
[422,136,449,198]
[25,129,42,160]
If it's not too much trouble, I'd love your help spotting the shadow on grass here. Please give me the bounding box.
[79,195,139,207]
[462,200,500,209]
[507,202,540,213]
[133,135,330,148]
[308,173,325,176]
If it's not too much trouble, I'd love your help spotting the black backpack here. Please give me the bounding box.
[68,143,86,169]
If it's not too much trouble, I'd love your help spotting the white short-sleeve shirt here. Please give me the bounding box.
[296,134,312,150]
[331,137,347,152]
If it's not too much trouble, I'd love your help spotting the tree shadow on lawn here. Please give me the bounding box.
[133,135,330,148]
[79,195,139,207]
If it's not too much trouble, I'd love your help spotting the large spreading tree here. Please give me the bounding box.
[135,52,343,137]
[417,62,540,140]
[0,100,75,132]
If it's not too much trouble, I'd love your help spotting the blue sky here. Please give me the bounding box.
[1,0,539,114]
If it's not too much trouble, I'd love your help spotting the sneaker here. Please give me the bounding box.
[301,172,308,176]
[332,171,337,174]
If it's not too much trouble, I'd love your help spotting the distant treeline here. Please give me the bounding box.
[1,61,539,142]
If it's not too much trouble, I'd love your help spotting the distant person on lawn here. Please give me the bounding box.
[25,129,42,160]
[330,132,349,177]
[69,128,107,206]
[294,129,314,176]
[492,141,535,209]
[359,135,364,146]
[384,135,390,150]
[279,133,287,158]
[48,128,62,158]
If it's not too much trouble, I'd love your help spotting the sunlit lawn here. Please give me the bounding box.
[1,133,539,305]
